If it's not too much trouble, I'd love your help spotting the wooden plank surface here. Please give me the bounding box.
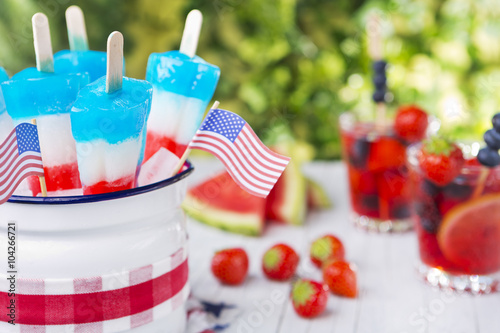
[187,159,500,333]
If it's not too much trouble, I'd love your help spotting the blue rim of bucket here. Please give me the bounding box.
[7,162,194,205]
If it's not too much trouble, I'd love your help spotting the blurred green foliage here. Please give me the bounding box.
[2,0,500,159]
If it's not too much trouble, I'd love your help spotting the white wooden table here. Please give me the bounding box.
[186,159,500,333]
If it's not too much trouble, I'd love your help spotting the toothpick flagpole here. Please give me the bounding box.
[367,13,386,129]
[30,119,48,197]
[32,13,54,73]
[106,31,124,94]
[170,100,220,177]
[65,5,89,51]
[179,9,203,58]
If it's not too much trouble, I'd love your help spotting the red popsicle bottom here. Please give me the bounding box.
[27,163,82,196]
[82,175,136,195]
[144,132,188,163]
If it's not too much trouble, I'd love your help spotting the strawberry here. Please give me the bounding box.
[211,248,249,285]
[322,261,358,298]
[367,137,407,171]
[262,243,299,281]
[418,137,465,186]
[291,279,328,318]
[394,105,429,143]
[310,234,345,268]
[465,157,481,167]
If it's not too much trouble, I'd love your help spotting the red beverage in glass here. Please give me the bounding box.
[340,113,417,232]
[408,143,500,293]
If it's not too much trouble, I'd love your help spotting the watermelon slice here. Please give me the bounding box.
[183,171,266,236]
[307,177,332,210]
[265,149,307,225]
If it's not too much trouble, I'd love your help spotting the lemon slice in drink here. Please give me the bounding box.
[438,193,500,275]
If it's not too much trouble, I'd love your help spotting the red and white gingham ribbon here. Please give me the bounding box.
[0,247,189,332]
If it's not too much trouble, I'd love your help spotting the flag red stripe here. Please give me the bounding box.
[0,260,188,325]
[0,163,44,197]
[234,130,288,172]
[194,133,277,186]
[190,138,274,192]
[189,142,268,197]
[230,130,286,175]
[236,131,280,170]
[0,129,16,154]
[241,125,290,166]
[0,153,43,188]
[234,133,286,176]
[0,143,19,174]
[0,144,41,180]
[0,170,43,205]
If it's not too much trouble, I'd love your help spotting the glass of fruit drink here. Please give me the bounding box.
[339,106,430,232]
[408,138,500,294]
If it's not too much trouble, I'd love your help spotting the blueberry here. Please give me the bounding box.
[372,90,386,103]
[390,202,411,219]
[420,217,439,234]
[414,200,441,234]
[420,179,441,198]
[361,194,379,210]
[484,129,500,150]
[348,138,370,168]
[478,147,500,167]
[492,113,500,133]
[373,60,387,73]
[373,74,387,89]
[441,181,473,200]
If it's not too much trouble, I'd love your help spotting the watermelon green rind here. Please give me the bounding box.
[182,172,265,236]
[306,177,332,209]
[183,195,262,236]
[283,161,307,225]
[266,156,307,225]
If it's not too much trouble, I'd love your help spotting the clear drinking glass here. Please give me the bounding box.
[339,112,416,232]
[408,143,500,294]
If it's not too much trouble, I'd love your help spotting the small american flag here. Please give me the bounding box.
[188,108,290,197]
[0,123,44,204]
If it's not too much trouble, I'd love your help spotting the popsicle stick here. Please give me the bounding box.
[472,167,490,199]
[106,31,124,94]
[179,9,203,58]
[170,100,220,177]
[30,119,48,198]
[367,13,383,61]
[32,13,54,73]
[65,5,89,51]
[366,12,386,129]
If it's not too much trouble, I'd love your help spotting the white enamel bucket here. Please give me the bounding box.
[0,164,193,333]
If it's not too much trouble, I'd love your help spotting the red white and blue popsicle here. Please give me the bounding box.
[70,32,153,195]
[144,10,220,161]
[53,6,107,83]
[1,13,89,196]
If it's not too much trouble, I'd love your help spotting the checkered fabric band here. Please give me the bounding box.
[0,247,188,332]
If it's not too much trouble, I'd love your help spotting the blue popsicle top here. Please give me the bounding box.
[146,51,220,100]
[54,50,107,83]
[1,68,90,120]
[0,68,8,82]
[0,67,9,115]
[71,76,153,144]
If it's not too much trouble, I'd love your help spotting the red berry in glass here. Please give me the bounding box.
[340,105,428,226]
